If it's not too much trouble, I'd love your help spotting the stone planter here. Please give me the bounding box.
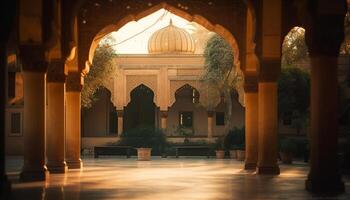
[280,152,293,164]
[236,150,245,161]
[229,150,237,159]
[215,150,225,159]
[137,148,152,161]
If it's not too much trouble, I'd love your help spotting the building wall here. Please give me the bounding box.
[167,99,209,137]
[213,97,245,136]
[82,88,117,137]
[5,107,24,155]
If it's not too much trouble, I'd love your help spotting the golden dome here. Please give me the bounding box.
[148,20,195,54]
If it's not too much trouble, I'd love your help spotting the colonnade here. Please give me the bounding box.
[19,48,83,181]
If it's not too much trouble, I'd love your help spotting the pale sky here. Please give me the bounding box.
[108,9,207,54]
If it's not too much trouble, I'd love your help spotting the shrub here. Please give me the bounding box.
[224,127,245,150]
[117,127,167,154]
[213,137,225,150]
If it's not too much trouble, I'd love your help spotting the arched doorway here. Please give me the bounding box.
[168,84,206,136]
[81,87,118,137]
[124,84,156,131]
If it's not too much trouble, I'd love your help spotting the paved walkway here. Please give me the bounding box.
[5,157,350,200]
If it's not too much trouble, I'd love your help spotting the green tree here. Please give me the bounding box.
[201,34,241,129]
[81,36,117,108]
[282,12,350,67]
[278,68,310,134]
[282,27,308,67]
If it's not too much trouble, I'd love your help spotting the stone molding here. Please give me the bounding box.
[116,110,124,117]
[20,44,48,72]
[244,71,258,93]
[160,111,168,118]
[207,110,214,117]
[258,58,280,82]
[66,72,83,92]
[303,1,347,57]
[47,59,66,83]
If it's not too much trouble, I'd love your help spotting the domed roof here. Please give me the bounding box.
[148,20,195,54]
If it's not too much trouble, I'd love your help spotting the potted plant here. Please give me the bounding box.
[279,138,297,164]
[214,137,225,159]
[224,127,245,160]
[118,127,166,161]
[176,126,194,143]
[236,144,246,161]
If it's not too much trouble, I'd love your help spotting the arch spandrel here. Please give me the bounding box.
[169,81,202,107]
[125,76,158,107]
[77,1,253,75]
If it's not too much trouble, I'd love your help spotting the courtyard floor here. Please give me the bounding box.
[5,156,350,200]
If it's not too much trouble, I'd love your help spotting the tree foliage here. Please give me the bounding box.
[340,10,350,54]
[282,27,308,67]
[201,34,241,129]
[81,36,117,108]
[282,12,350,67]
[278,68,310,134]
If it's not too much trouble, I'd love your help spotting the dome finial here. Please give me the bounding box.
[169,18,173,26]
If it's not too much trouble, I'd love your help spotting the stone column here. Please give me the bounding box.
[117,110,123,136]
[46,60,67,173]
[256,60,280,175]
[207,111,214,138]
[160,111,168,130]
[20,45,49,181]
[304,7,346,193]
[1,38,12,196]
[65,72,82,169]
[244,73,258,170]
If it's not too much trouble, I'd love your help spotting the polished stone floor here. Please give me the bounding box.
[5,156,350,200]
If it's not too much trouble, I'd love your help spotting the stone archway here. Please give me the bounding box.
[124,84,157,132]
[86,2,242,69]
[167,84,207,136]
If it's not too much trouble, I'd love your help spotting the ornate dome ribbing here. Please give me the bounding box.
[148,20,195,54]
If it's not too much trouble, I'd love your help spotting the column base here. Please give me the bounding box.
[20,169,48,182]
[47,162,68,174]
[244,162,257,170]
[257,164,280,175]
[0,176,11,198]
[66,159,82,169]
[306,176,344,194]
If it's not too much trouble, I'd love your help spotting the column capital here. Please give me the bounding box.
[47,59,66,83]
[66,72,83,92]
[258,58,280,82]
[304,3,347,57]
[20,44,48,72]
[244,71,258,93]
[207,110,214,117]
[116,110,124,117]
[160,111,168,118]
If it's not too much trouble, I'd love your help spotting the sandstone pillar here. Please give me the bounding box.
[46,60,67,173]
[256,61,280,175]
[257,81,280,174]
[207,111,214,138]
[1,36,12,196]
[303,4,346,193]
[20,45,48,181]
[244,73,258,170]
[65,72,82,169]
[305,56,344,192]
[117,110,123,136]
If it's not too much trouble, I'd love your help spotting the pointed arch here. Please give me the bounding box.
[86,2,241,69]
